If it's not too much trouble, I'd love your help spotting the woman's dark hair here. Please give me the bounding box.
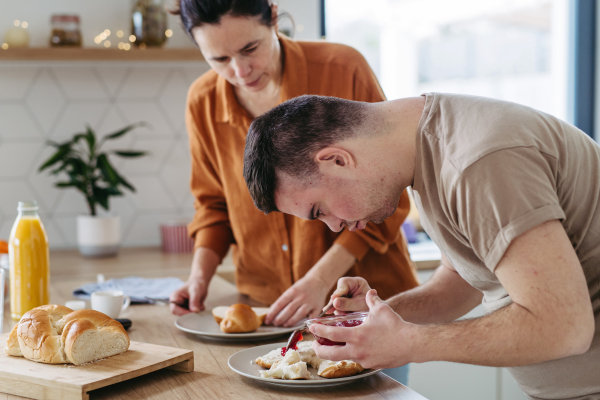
[170,0,274,40]
[243,95,368,214]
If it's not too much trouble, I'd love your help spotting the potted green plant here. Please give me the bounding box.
[39,123,147,257]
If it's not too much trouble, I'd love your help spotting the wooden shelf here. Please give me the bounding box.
[0,47,204,61]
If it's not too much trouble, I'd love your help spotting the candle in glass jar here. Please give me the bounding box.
[4,27,30,48]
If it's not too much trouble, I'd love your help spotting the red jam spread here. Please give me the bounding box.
[281,331,303,356]
[313,319,363,346]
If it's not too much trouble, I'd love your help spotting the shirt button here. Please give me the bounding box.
[282,244,289,251]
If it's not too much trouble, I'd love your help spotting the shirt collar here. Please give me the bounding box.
[214,34,308,127]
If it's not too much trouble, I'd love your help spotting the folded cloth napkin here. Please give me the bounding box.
[72,276,185,304]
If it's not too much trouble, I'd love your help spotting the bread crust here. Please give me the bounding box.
[219,304,262,333]
[213,305,269,327]
[4,305,130,365]
[317,360,365,378]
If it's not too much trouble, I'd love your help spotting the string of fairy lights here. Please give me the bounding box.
[1,20,174,50]
[93,28,173,50]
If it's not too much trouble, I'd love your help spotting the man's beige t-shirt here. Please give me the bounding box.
[412,93,600,400]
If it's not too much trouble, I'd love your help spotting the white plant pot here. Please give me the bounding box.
[77,215,120,257]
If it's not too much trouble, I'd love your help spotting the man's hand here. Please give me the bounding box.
[265,275,330,327]
[169,276,210,315]
[310,289,416,369]
[326,277,372,313]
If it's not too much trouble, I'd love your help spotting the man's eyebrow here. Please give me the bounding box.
[308,204,316,221]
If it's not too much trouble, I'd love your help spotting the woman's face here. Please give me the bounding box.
[192,14,281,93]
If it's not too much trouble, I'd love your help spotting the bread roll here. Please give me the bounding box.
[4,304,130,365]
[212,305,269,325]
[217,304,263,333]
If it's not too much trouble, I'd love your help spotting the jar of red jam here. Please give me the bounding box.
[305,312,368,346]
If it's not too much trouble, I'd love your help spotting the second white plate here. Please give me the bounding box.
[228,342,382,387]
[174,311,303,339]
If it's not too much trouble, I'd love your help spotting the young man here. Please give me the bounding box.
[243,93,600,399]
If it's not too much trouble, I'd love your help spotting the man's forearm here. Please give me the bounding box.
[304,244,356,289]
[386,264,482,324]
[410,301,587,367]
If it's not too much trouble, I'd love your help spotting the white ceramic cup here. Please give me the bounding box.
[91,290,130,319]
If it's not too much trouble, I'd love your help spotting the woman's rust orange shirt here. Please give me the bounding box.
[186,35,418,305]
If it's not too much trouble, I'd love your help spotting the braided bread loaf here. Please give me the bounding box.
[4,304,129,365]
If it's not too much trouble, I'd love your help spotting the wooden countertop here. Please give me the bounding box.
[1,248,427,400]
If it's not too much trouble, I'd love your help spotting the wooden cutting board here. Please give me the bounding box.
[0,333,194,400]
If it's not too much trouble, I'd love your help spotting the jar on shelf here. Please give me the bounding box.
[131,0,168,48]
[50,14,82,47]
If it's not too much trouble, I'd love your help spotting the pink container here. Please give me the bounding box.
[160,221,194,253]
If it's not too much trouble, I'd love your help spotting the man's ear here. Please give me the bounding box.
[315,147,355,172]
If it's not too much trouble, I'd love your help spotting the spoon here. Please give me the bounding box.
[282,297,340,355]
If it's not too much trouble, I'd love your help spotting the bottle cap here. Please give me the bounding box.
[17,201,38,212]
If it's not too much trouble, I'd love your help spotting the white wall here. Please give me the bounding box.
[278,0,322,40]
[0,1,321,49]
[0,0,195,48]
[0,1,322,248]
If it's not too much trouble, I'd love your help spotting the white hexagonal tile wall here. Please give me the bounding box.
[53,189,92,216]
[102,196,137,242]
[95,105,129,137]
[181,64,211,87]
[119,137,172,175]
[52,67,109,100]
[117,67,169,100]
[127,175,176,211]
[124,212,182,247]
[51,102,109,140]
[0,104,43,139]
[95,66,130,98]
[53,215,78,247]
[158,70,188,132]
[0,141,44,178]
[117,102,173,137]
[0,219,14,242]
[159,139,192,207]
[43,218,67,248]
[4,61,213,249]
[25,69,66,133]
[0,181,43,216]
[0,66,38,101]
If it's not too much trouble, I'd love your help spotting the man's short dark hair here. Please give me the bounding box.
[243,95,367,214]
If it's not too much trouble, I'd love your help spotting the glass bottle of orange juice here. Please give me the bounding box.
[8,201,50,320]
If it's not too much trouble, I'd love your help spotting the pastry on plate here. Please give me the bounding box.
[4,304,130,365]
[317,359,364,378]
[212,304,270,333]
[255,340,322,369]
[255,340,365,379]
[259,350,311,380]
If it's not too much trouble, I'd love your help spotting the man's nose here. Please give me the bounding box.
[322,215,345,232]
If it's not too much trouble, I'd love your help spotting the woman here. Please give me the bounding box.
[169,0,418,334]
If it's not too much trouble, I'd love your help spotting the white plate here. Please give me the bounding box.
[228,342,382,387]
[174,311,303,339]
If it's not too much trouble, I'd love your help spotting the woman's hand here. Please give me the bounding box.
[169,276,210,315]
[265,275,330,327]
[310,289,417,369]
[326,277,372,313]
